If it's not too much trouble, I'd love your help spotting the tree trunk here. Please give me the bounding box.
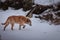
[26,6,36,18]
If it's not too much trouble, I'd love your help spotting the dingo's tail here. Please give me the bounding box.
[1,23,6,25]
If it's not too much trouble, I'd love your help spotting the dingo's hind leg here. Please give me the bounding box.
[4,23,9,31]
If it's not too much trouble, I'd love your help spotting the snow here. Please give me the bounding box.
[1,0,6,2]
[35,0,60,5]
[0,7,60,40]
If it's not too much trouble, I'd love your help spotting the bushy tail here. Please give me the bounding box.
[1,18,9,25]
[1,23,6,25]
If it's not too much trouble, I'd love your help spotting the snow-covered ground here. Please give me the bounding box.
[0,7,60,40]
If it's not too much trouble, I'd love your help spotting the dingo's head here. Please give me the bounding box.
[26,18,32,26]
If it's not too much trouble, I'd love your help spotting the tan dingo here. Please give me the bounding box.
[1,16,32,31]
